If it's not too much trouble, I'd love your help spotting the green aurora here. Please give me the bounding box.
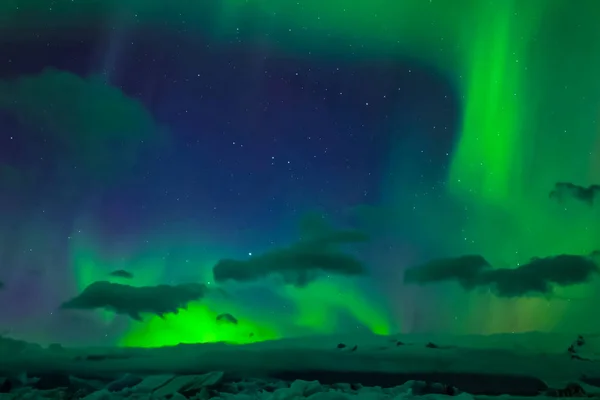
[4,0,600,344]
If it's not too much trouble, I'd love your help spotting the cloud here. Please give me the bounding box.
[216,313,238,325]
[109,269,134,279]
[60,281,207,320]
[213,213,370,287]
[0,67,166,183]
[549,182,600,206]
[404,255,490,288]
[404,253,599,297]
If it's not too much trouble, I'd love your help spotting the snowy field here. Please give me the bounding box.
[2,332,600,399]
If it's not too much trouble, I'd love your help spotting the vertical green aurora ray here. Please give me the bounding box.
[446,0,600,333]
[448,0,543,206]
[450,1,600,263]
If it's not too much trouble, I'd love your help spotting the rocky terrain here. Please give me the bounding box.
[0,372,475,400]
[2,332,600,399]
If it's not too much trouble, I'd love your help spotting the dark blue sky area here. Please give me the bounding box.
[0,26,460,255]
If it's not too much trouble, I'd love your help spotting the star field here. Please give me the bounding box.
[2,0,598,344]
[1,25,458,243]
[0,11,460,343]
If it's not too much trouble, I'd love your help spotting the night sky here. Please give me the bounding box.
[1,1,600,346]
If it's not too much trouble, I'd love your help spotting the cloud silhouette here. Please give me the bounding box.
[549,182,600,206]
[0,67,166,183]
[213,213,369,287]
[109,269,134,279]
[60,281,207,320]
[404,253,599,297]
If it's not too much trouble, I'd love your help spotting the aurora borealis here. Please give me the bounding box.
[0,0,599,346]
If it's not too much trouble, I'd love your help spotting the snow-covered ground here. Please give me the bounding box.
[1,332,600,399]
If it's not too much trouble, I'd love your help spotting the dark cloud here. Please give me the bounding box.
[109,269,134,279]
[60,281,207,320]
[216,313,238,325]
[404,255,490,288]
[213,213,369,287]
[550,182,600,206]
[404,254,599,297]
[0,67,167,183]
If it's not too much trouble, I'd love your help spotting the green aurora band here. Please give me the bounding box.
[206,0,600,333]
[5,0,600,342]
[69,223,391,347]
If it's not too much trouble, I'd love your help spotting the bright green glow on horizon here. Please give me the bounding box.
[120,301,280,347]
[69,225,390,345]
